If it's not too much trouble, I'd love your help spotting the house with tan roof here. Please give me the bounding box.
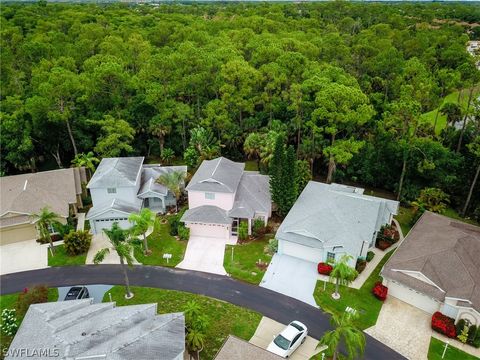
[382,211,480,326]
[0,167,86,246]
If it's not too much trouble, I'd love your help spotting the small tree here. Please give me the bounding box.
[269,135,284,210]
[278,145,297,217]
[156,171,186,212]
[94,223,138,299]
[129,208,156,255]
[411,187,450,218]
[64,230,92,255]
[71,151,99,178]
[160,148,175,165]
[458,324,469,344]
[295,159,312,194]
[238,221,249,241]
[329,254,358,300]
[184,301,209,360]
[31,207,60,255]
[317,312,365,360]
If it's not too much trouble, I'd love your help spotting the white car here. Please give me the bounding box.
[267,321,308,358]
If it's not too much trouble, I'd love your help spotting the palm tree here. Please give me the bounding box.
[156,171,186,212]
[128,208,156,255]
[71,151,100,178]
[244,132,262,168]
[317,312,365,360]
[31,207,60,255]
[329,254,358,300]
[184,301,209,360]
[93,223,137,299]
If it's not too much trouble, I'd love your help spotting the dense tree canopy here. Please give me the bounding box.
[1,1,479,217]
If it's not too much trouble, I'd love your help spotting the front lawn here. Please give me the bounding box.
[428,337,479,360]
[224,235,274,284]
[48,245,87,266]
[134,219,187,267]
[313,250,395,330]
[103,286,261,360]
[395,206,416,236]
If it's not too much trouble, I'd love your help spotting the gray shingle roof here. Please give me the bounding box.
[181,205,231,225]
[138,165,187,197]
[86,198,141,220]
[87,157,144,189]
[186,157,244,193]
[276,182,398,259]
[229,172,271,219]
[215,335,282,360]
[6,299,185,360]
[382,211,480,312]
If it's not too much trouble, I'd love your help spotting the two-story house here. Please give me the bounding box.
[181,157,271,241]
[86,157,187,234]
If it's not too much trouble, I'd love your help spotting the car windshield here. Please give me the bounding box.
[274,335,291,350]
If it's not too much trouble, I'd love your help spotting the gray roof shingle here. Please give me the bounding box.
[382,211,480,312]
[87,157,144,189]
[86,198,141,220]
[6,299,185,360]
[181,205,231,225]
[186,157,244,193]
[229,172,271,218]
[138,165,187,197]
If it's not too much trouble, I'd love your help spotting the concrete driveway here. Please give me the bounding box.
[249,317,324,360]
[176,236,227,275]
[365,296,432,360]
[0,239,48,275]
[86,233,139,265]
[260,254,318,306]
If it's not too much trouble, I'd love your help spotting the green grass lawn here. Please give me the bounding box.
[134,219,187,267]
[48,244,87,266]
[224,235,274,285]
[420,86,480,134]
[313,250,395,330]
[395,206,416,236]
[103,286,261,360]
[428,337,479,360]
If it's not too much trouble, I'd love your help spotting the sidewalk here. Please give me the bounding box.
[76,212,86,231]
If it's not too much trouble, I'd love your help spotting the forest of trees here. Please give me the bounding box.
[1,1,480,218]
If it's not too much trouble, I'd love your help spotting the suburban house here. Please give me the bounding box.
[261,181,398,306]
[5,299,185,360]
[0,167,86,246]
[215,335,282,360]
[86,157,187,234]
[181,157,271,241]
[382,211,480,326]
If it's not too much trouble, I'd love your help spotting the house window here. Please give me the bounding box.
[47,224,56,234]
[153,197,162,204]
[205,192,215,200]
[107,188,116,194]
[327,252,336,263]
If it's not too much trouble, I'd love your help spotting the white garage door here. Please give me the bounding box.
[280,241,323,263]
[188,223,228,239]
[388,281,441,314]
[93,218,130,235]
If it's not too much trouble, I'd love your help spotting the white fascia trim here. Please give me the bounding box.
[87,208,132,220]
[391,269,445,293]
[445,296,472,304]
[0,211,32,218]
[285,228,323,242]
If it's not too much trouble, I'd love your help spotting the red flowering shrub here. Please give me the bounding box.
[372,281,388,301]
[431,312,457,338]
[317,262,333,275]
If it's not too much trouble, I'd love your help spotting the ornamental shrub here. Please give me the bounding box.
[356,259,367,273]
[169,209,186,236]
[372,282,388,301]
[238,221,249,241]
[0,309,18,337]
[366,251,375,262]
[317,262,333,275]
[16,286,49,317]
[266,238,278,255]
[456,319,466,335]
[458,325,469,344]
[431,312,456,338]
[178,225,190,241]
[467,325,477,345]
[252,218,266,237]
[64,230,92,255]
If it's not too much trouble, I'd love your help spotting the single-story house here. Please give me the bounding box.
[0,167,86,246]
[181,157,271,241]
[382,211,480,325]
[5,299,185,360]
[86,157,187,234]
[275,181,399,267]
[215,335,282,360]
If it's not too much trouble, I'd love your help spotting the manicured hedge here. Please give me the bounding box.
[372,281,388,301]
[432,312,456,338]
[317,262,333,275]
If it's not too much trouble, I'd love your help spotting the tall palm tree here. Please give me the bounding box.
[93,223,137,299]
[156,171,186,212]
[31,207,60,255]
[317,312,365,360]
[71,151,100,178]
[329,254,358,300]
[184,301,209,360]
[128,208,156,255]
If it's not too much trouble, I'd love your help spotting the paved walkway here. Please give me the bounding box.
[365,297,432,360]
[250,317,325,360]
[0,265,405,360]
[86,233,139,265]
[176,236,228,275]
[76,212,86,231]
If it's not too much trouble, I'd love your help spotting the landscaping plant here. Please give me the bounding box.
[329,254,358,300]
[372,282,388,301]
[366,251,375,262]
[317,262,333,275]
[431,312,457,338]
[0,309,18,337]
[266,238,278,255]
[178,225,190,241]
[16,286,49,317]
[238,221,249,241]
[31,207,60,255]
[64,230,92,255]
[458,324,469,344]
[156,170,186,212]
[184,300,209,360]
[129,208,156,255]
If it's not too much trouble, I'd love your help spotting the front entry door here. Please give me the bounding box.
[231,218,239,236]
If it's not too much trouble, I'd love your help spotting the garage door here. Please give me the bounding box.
[280,241,323,263]
[388,280,441,314]
[93,218,130,234]
[188,223,228,239]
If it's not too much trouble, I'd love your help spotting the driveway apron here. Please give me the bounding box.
[176,236,228,275]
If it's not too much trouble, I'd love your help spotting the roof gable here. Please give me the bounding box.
[87,157,144,189]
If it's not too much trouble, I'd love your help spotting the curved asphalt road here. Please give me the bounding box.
[0,265,405,360]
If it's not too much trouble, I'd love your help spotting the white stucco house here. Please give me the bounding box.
[86,157,187,234]
[382,211,480,326]
[181,157,271,241]
[260,181,399,306]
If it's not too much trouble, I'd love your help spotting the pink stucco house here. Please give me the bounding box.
[181,157,271,241]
